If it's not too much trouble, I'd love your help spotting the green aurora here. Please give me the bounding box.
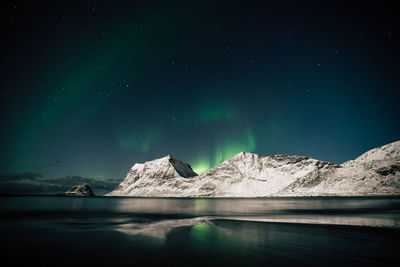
[2,1,399,180]
[190,128,256,174]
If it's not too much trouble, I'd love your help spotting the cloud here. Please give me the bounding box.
[0,173,120,195]
[0,172,42,181]
[0,182,59,195]
[42,175,120,192]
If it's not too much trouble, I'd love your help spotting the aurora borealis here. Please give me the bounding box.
[1,1,400,181]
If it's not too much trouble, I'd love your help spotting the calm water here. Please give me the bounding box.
[1,196,400,266]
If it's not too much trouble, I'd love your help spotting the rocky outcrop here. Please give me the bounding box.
[64,184,95,196]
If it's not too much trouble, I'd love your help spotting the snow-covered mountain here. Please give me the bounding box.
[194,152,338,197]
[107,140,400,197]
[107,155,198,196]
[278,140,400,196]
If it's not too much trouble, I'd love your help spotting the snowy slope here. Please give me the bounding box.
[195,152,337,197]
[107,140,400,197]
[278,140,400,196]
[106,155,197,196]
[344,140,400,165]
[108,152,337,197]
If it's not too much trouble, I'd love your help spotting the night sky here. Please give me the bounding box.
[1,1,400,181]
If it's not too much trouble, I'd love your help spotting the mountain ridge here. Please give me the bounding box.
[107,140,400,197]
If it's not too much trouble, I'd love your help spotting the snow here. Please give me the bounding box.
[107,141,400,197]
[278,140,400,196]
[343,140,400,166]
[106,155,197,196]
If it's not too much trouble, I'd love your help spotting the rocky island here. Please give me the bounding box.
[65,184,95,196]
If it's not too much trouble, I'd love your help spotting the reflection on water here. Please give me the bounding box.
[224,215,400,228]
[1,196,400,266]
[112,196,400,231]
[115,217,214,241]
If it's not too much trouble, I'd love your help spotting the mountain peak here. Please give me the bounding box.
[229,151,259,160]
[107,155,197,196]
[151,154,173,162]
[349,140,400,164]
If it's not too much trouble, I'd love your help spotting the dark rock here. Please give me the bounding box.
[64,184,95,196]
[375,164,400,176]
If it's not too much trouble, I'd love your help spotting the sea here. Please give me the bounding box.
[1,196,400,266]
